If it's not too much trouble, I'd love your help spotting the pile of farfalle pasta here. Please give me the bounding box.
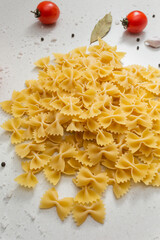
[1,39,160,226]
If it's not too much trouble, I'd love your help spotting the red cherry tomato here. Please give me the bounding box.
[31,1,60,25]
[121,10,148,33]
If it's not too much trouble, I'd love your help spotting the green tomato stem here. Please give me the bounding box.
[30,9,41,18]
[121,18,129,29]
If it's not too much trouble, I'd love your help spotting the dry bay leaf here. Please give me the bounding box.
[90,12,112,44]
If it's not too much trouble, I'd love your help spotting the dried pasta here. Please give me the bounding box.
[1,39,160,225]
[40,187,74,220]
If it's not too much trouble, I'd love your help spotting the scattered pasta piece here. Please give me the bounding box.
[1,118,24,144]
[14,161,41,188]
[1,39,160,225]
[40,187,74,220]
[72,200,105,226]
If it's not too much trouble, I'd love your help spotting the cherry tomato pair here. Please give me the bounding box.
[121,10,148,33]
[31,1,60,25]
[32,3,147,34]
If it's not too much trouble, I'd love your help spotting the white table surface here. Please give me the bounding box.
[0,0,160,239]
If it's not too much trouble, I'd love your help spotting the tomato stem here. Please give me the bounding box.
[121,18,129,29]
[31,9,41,18]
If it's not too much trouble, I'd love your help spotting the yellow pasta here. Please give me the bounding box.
[74,167,108,194]
[116,152,148,183]
[126,129,157,154]
[1,38,160,225]
[72,200,105,226]
[34,56,50,69]
[48,142,77,171]
[14,161,41,188]
[0,100,13,114]
[15,142,45,158]
[28,152,51,170]
[1,118,24,144]
[40,187,73,220]
[43,165,61,185]
[74,186,100,204]
[106,168,131,198]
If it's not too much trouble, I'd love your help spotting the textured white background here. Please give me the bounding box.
[0,0,160,239]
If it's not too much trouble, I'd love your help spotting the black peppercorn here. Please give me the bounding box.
[1,162,6,167]
[41,37,44,41]
[71,33,75,38]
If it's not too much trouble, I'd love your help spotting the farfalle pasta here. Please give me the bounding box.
[72,200,105,226]
[1,39,160,225]
[115,152,148,183]
[40,187,74,220]
[14,161,41,188]
[1,118,24,144]
[74,167,108,194]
